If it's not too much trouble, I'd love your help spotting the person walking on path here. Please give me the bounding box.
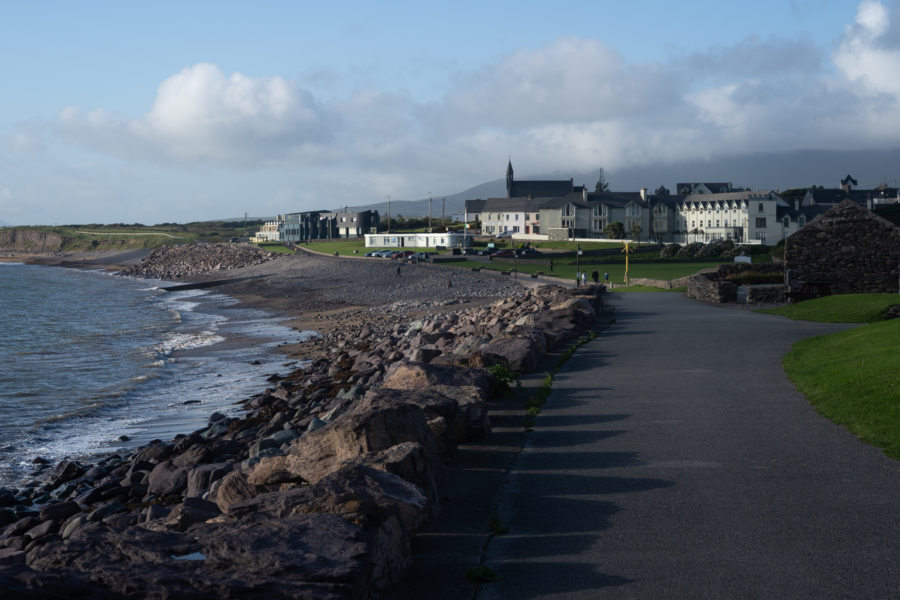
[581,272,587,287]
[396,263,401,276]
[592,268,599,285]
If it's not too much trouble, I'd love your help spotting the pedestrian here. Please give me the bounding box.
[581,272,587,287]
[396,263,401,276]
[592,268,599,285]
[604,271,609,283]
[549,259,554,272]
[575,271,581,287]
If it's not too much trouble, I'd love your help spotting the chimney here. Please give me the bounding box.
[640,187,647,202]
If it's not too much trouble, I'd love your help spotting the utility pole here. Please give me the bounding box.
[442,198,445,228]
[428,194,432,231]
[387,195,391,233]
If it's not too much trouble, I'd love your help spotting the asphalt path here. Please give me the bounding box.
[480,292,900,599]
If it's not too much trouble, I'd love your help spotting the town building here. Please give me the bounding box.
[251,210,379,243]
[364,231,469,249]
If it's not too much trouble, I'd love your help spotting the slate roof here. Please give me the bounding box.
[508,179,576,198]
[468,196,553,213]
[676,182,734,195]
[682,190,780,204]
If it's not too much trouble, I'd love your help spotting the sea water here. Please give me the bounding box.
[0,263,312,488]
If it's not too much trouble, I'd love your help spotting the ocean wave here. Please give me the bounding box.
[156,331,225,355]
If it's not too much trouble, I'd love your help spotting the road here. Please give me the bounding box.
[480,292,900,599]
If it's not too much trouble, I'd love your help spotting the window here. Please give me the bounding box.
[716,220,720,227]
[783,217,790,228]
[799,216,806,226]
[756,232,767,242]
[515,214,519,220]
[756,217,767,228]
[758,203,764,212]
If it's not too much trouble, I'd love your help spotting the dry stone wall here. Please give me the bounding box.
[786,199,900,294]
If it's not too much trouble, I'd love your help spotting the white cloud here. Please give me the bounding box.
[57,63,333,166]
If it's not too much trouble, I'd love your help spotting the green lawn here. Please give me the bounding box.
[760,293,900,323]
[769,293,900,460]
[784,318,900,460]
[438,257,724,283]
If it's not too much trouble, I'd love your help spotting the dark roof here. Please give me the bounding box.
[676,182,733,195]
[586,191,649,209]
[508,179,576,198]
[471,196,554,212]
[776,204,832,221]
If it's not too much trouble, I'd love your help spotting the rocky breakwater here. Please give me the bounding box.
[0,284,603,599]
[117,242,281,280]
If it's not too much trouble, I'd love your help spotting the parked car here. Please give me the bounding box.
[493,249,517,258]
[365,250,382,257]
[517,247,540,257]
[476,248,497,256]
[391,250,414,260]
[410,252,429,262]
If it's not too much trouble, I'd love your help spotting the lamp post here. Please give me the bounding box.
[576,244,581,286]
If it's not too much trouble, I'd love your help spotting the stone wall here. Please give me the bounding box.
[685,269,737,303]
[786,199,900,294]
[747,284,785,304]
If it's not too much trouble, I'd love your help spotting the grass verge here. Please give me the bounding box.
[760,293,899,323]
[783,318,900,460]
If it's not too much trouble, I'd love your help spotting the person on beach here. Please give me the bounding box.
[396,263,401,276]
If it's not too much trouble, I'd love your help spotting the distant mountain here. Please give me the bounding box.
[339,179,507,220]
[337,147,900,219]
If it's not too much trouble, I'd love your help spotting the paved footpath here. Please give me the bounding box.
[480,292,900,600]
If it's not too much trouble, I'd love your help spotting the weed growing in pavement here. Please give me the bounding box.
[466,565,503,583]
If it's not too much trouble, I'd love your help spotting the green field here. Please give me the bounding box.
[437,257,724,283]
[772,294,900,460]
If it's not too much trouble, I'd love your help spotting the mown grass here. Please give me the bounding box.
[760,293,900,323]
[438,258,723,283]
[783,318,900,460]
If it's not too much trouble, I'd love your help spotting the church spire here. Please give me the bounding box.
[506,158,514,197]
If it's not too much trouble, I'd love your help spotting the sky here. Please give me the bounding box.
[2,0,900,225]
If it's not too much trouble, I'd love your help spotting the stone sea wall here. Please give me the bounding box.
[0,284,603,599]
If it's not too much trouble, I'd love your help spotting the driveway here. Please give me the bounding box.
[481,292,900,599]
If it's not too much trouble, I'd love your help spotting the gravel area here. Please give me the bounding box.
[187,251,532,358]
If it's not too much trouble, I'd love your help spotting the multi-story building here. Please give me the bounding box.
[251,210,379,243]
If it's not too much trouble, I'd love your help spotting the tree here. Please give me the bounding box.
[604,221,625,239]
[595,168,610,193]
[630,222,642,241]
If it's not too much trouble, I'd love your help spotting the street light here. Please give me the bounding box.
[576,244,581,286]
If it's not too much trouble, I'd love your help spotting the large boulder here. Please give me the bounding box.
[284,394,441,486]
[21,514,372,599]
[380,361,492,442]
